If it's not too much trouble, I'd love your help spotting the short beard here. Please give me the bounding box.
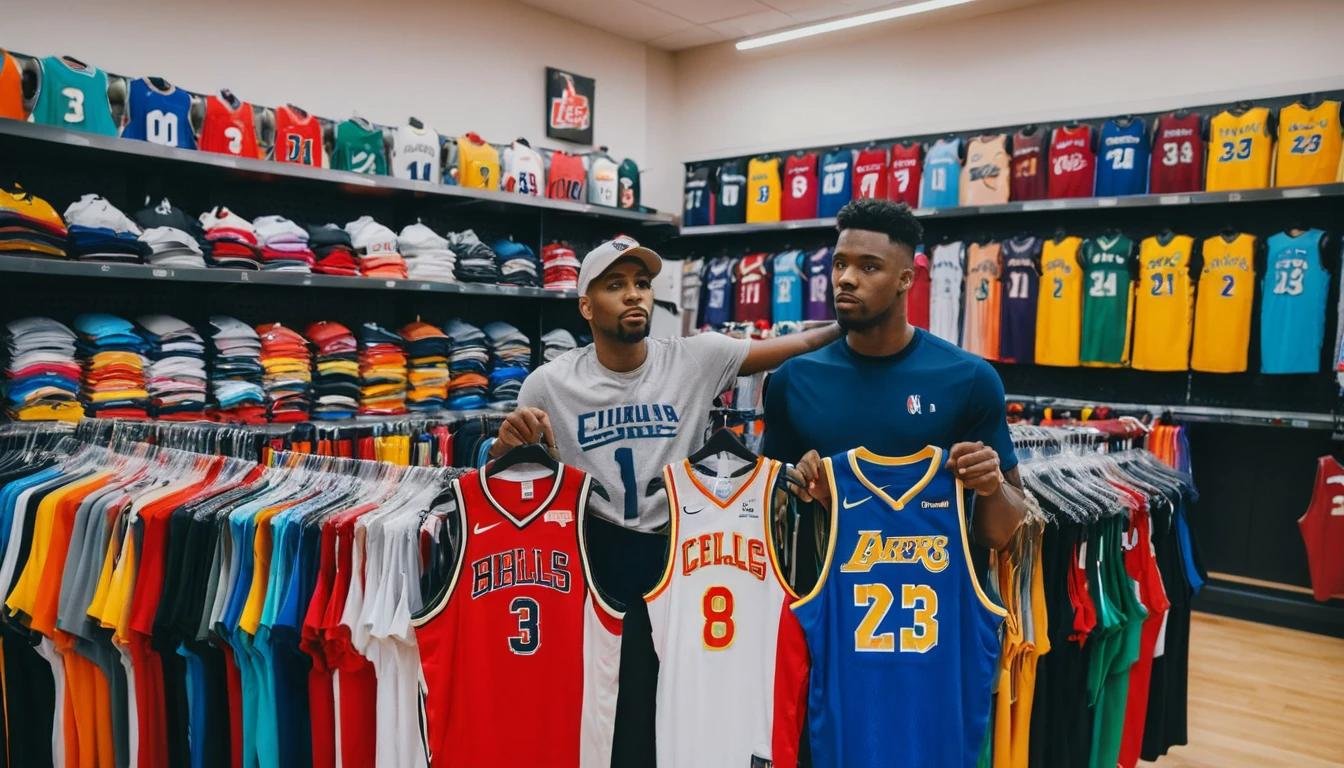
[601,321,650,344]
[835,305,891,333]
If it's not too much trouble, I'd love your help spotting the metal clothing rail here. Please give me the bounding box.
[1006,393,1336,431]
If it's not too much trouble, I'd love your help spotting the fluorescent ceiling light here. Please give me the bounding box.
[736,0,979,50]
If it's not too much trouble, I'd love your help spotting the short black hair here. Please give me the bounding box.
[835,198,923,250]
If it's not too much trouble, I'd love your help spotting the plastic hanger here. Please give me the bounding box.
[146,76,172,93]
[286,103,310,119]
[408,116,424,129]
[59,55,91,71]
[219,89,241,109]
[1299,92,1323,109]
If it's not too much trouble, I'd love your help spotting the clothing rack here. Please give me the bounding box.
[1006,393,1335,430]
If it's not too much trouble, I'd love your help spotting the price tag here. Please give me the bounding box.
[1227,192,1242,202]
[100,265,111,273]
[1291,419,1309,428]
[1281,187,1321,199]
[1021,201,1050,211]
[1050,199,1068,209]
[1096,197,1118,207]
[913,208,935,216]
[301,278,312,286]
[239,272,250,282]
[420,283,432,291]
[152,269,170,278]
[1158,195,1189,206]
[384,280,397,288]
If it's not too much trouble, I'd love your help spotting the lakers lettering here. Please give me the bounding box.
[839,531,950,574]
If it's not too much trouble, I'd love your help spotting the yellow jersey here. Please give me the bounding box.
[1034,236,1083,367]
[1274,100,1342,187]
[1132,234,1194,371]
[1206,108,1273,191]
[1191,233,1256,373]
[745,156,782,223]
[456,134,500,190]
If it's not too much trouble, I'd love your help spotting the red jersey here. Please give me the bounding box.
[734,253,772,324]
[1300,455,1344,601]
[852,147,889,199]
[1047,124,1095,198]
[274,105,324,167]
[781,153,818,220]
[200,94,261,158]
[1149,112,1205,193]
[887,142,922,207]
[1010,128,1047,201]
[547,152,587,201]
[413,466,622,768]
[908,250,931,329]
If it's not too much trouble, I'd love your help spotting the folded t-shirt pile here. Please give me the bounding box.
[358,322,408,415]
[491,238,541,287]
[4,317,82,421]
[346,216,408,279]
[253,215,316,273]
[305,224,361,277]
[483,321,532,404]
[200,207,262,269]
[135,197,210,268]
[307,320,359,420]
[444,318,489,411]
[398,223,457,282]
[257,322,312,422]
[0,186,69,259]
[541,328,578,363]
[74,313,150,420]
[541,242,580,291]
[137,314,208,420]
[64,194,151,264]
[208,316,266,424]
[446,230,502,284]
[401,321,451,412]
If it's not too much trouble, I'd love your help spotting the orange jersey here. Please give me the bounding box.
[961,241,1003,359]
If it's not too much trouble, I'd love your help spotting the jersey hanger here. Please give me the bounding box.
[286,103,310,119]
[407,116,424,129]
[59,55,90,71]
[219,89,241,109]
[1230,100,1254,115]
[1156,228,1176,245]
[1299,92,1323,108]
[1019,123,1040,136]
[1219,227,1240,242]
[1113,114,1134,126]
[146,76,173,93]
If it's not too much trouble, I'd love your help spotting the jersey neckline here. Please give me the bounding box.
[847,445,942,510]
[477,464,568,528]
[681,456,766,511]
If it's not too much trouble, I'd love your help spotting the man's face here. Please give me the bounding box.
[832,228,914,331]
[580,258,654,343]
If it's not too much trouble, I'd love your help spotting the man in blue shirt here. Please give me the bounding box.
[763,198,1025,549]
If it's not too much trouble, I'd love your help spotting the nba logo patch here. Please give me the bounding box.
[907,394,922,415]
[544,509,574,527]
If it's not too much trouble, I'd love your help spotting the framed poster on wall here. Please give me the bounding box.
[546,67,594,144]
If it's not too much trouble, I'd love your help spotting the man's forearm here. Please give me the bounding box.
[739,323,842,375]
[973,479,1027,551]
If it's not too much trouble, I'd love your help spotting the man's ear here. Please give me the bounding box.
[578,295,593,321]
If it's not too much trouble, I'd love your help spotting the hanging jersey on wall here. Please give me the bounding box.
[502,140,545,195]
[199,93,260,158]
[1132,234,1195,371]
[853,147,889,200]
[121,77,196,149]
[549,151,588,202]
[960,134,1009,205]
[589,154,620,206]
[412,466,622,768]
[618,158,641,209]
[333,118,387,175]
[909,249,931,330]
[961,241,1002,359]
[1300,455,1344,602]
[647,457,807,768]
[734,253,772,325]
[1275,100,1342,187]
[715,160,748,225]
[274,105,324,167]
[457,133,500,190]
[1048,124,1095,198]
[805,248,835,322]
[1149,112,1204,193]
[392,122,442,183]
[795,447,1006,768]
[33,56,117,136]
[1191,233,1256,373]
[999,235,1041,364]
[818,150,853,218]
[920,138,961,208]
[1010,128,1048,201]
[746,156,782,223]
[1205,107,1273,191]
[888,142,922,207]
[1079,234,1135,366]
[0,50,23,120]
[699,257,736,328]
[782,153,819,221]
[1261,229,1329,374]
[1035,236,1084,366]
[1096,117,1149,196]
[929,241,965,345]
[772,249,807,324]
[684,165,712,226]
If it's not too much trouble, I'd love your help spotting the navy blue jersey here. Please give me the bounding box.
[714,160,747,225]
[699,256,736,328]
[818,150,854,218]
[1095,117,1149,196]
[793,446,1006,768]
[683,165,712,226]
[121,78,197,149]
[998,235,1041,364]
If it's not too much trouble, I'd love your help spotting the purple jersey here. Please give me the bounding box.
[998,235,1041,364]
[699,256,735,328]
[804,247,835,321]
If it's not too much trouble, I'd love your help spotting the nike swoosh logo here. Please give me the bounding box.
[682,506,704,515]
[842,496,871,509]
[473,522,501,534]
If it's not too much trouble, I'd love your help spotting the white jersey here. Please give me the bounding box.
[391,123,442,183]
[645,457,808,768]
[930,241,966,345]
[502,141,546,195]
[588,155,619,206]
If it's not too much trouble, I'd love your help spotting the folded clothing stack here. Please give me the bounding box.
[306,320,359,420]
[446,230,502,284]
[401,321,450,412]
[398,223,457,282]
[358,322,408,415]
[139,226,207,268]
[541,328,578,363]
[137,314,208,421]
[4,317,82,421]
[491,238,541,287]
[346,216,407,279]
[74,313,150,420]
[305,224,361,277]
[200,207,262,269]
[208,316,266,424]
[0,186,69,259]
[541,242,580,291]
[444,318,489,411]
[253,215,316,273]
[483,321,532,404]
[64,194,150,264]
[257,323,311,422]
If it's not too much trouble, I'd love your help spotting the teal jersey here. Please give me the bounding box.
[1079,234,1134,365]
[333,119,388,175]
[33,56,118,136]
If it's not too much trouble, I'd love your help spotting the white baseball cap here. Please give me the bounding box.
[577,235,662,295]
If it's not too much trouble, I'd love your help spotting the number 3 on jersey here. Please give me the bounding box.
[509,596,540,654]
[853,582,938,653]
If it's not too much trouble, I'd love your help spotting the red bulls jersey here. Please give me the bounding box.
[274,105,323,167]
[1048,124,1095,198]
[1300,455,1344,602]
[782,152,819,220]
[200,94,261,158]
[853,147,889,200]
[888,142,922,207]
[735,252,772,325]
[548,151,588,201]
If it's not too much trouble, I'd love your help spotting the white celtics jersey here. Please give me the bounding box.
[392,123,442,182]
[930,241,966,345]
[503,141,546,195]
[645,457,808,768]
[589,155,619,206]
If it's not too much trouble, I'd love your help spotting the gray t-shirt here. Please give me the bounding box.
[518,333,750,531]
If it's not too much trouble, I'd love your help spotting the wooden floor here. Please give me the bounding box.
[1139,613,1344,767]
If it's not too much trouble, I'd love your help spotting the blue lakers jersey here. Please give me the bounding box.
[772,249,806,323]
[699,256,735,328]
[121,78,197,149]
[1095,117,1149,196]
[793,446,1005,768]
[920,138,962,208]
[1261,229,1329,374]
[818,150,854,218]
